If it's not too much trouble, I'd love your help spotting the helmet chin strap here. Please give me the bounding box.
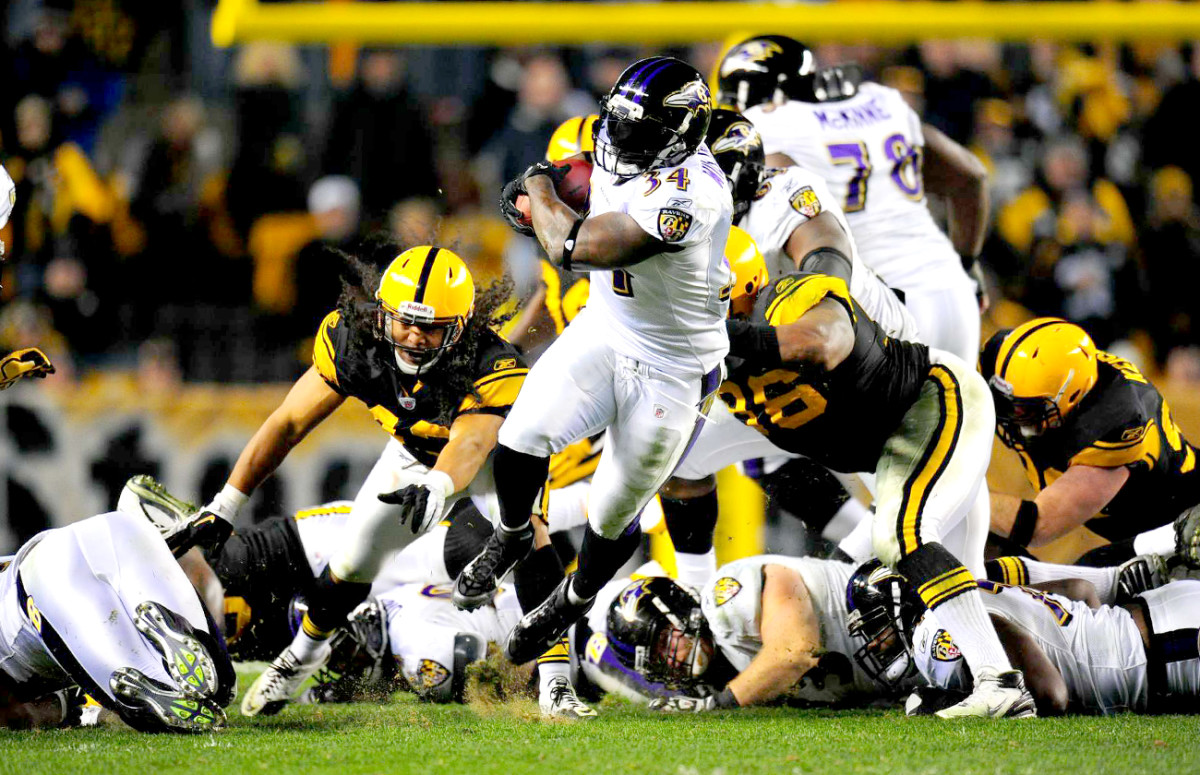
[395,349,442,376]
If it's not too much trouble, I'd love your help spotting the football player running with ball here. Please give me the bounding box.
[455,57,733,677]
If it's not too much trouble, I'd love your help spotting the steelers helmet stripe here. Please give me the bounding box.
[996,318,1062,382]
[413,246,441,304]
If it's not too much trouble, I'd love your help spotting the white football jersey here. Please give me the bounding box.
[912,582,1149,714]
[378,581,521,695]
[0,163,14,230]
[584,145,733,374]
[745,83,971,294]
[701,555,892,704]
[1138,580,1200,702]
[739,166,919,341]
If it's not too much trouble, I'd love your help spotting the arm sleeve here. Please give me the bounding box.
[763,274,856,327]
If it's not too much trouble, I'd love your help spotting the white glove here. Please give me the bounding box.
[649,695,717,713]
[379,470,454,535]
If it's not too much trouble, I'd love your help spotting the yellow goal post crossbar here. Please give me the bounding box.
[213,0,1200,47]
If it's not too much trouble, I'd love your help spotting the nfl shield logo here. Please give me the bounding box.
[657,208,693,243]
[398,396,416,411]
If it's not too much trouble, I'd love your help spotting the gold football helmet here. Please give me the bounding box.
[545,115,598,163]
[725,225,768,319]
[982,317,1098,447]
[377,246,475,373]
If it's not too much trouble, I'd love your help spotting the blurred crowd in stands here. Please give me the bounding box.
[5,0,1200,385]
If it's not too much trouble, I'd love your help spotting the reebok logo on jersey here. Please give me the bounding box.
[790,186,822,219]
[658,208,693,243]
[494,358,517,371]
[712,577,742,606]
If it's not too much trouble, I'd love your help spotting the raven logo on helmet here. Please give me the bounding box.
[719,40,785,77]
[712,577,742,606]
[616,578,652,620]
[663,82,712,128]
[710,120,760,155]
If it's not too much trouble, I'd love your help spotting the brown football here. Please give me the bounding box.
[513,157,593,227]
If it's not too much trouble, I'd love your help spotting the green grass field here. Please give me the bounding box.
[1,684,1196,775]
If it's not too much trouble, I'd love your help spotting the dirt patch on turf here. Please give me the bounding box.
[463,646,541,721]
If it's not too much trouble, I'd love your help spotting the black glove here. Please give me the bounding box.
[523,160,570,187]
[379,471,453,535]
[500,176,534,237]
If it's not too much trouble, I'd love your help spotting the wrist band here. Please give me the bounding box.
[1010,499,1039,547]
[561,217,585,271]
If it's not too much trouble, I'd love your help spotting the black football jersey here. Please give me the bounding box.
[313,310,527,468]
[538,259,590,334]
[1012,351,1200,540]
[720,272,930,473]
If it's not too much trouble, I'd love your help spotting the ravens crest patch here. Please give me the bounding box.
[932,629,961,662]
[658,208,693,243]
[790,186,822,219]
[410,659,451,690]
[712,576,742,606]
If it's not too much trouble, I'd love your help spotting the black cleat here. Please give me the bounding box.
[110,667,226,733]
[453,524,533,611]
[164,509,234,559]
[504,576,594,665]
[1174,505,1200,569]
[135,601,223,701]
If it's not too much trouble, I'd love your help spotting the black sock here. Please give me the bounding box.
[304,566,373,633]
[514,544,566,613]
[1076,539,1136,567]
[572,523,641,600]
[493,445,550,531]
[661,490,719,554]
[760,457,850,534]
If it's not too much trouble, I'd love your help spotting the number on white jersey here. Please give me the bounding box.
[826,134,923,212]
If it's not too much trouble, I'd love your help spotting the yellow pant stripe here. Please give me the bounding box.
[536,636,572,664]
[917,566,977,609]
[897,364,963,556]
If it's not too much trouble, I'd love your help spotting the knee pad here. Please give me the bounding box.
[759,458,850,532]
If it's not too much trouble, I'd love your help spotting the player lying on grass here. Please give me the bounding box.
[158,476,661,708]
[162,244,587,718]
[666,260,1032,715]
[848,560,1199,715]
[599,555,921,711]
[0,480,234,732]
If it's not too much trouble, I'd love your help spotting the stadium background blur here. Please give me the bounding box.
[4,0,1200,565]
